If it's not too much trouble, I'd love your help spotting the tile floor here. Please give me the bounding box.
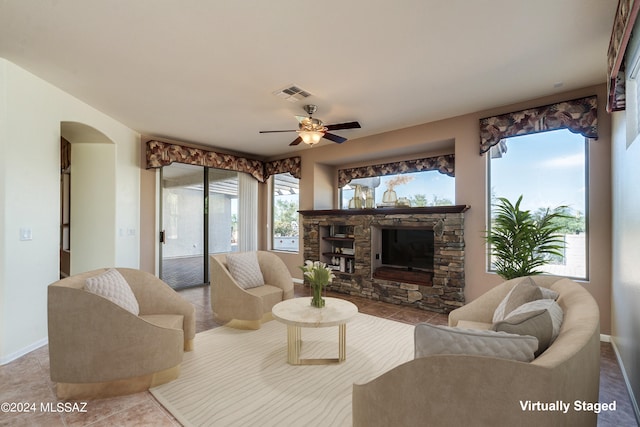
[0,285,637,426]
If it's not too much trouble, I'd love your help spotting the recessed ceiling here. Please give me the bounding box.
[0,1,617,158]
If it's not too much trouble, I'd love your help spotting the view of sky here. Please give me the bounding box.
[342,171,455,208]
[490,129,586,214]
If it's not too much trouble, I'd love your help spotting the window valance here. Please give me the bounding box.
[145,140,301,182]
[479,96,598,155]
[607,0,640,112]
[337,154,455,188]
[264,156,302,180]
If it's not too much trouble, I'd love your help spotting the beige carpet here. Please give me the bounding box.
[151,313,414,427]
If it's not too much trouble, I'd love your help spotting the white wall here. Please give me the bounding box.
[115,126,141,268]
[0,60,7,359]
[71,143,116,273]
[0,58,140,363]
[611,109,640,415]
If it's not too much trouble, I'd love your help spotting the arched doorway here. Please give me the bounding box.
[60,122,117,275]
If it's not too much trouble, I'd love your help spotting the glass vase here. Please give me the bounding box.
[353,185,363,209]
[310,284,325,308]
[382,189,397,204]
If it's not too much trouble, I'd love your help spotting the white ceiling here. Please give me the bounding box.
[0,1,617,158]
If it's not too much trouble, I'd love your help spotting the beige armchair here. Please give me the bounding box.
[48,268,195,400]
[210,251,294,329]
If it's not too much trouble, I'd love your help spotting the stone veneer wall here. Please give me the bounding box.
[300,207,468,313]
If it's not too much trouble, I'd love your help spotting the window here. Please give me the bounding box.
[488,129,588,279]
[272,173,300,252]
[340,170,455,209]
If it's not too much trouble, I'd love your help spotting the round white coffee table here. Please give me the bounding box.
[272,297,358,365]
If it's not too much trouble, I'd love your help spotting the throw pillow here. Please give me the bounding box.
[539,287,559,300]
[493,309,551,357]
[492,277,543,323]
[84,268,139,315]
[226,252,265,290]
[414,323,539,363]
[493,298,563,356]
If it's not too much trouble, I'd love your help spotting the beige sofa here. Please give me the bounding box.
[353,276,600,427]
[48,268,195,399]
[210,251,294,329]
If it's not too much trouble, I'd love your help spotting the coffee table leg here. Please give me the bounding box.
[338,323,346,362]
[286,323,347,365]
[287,325,301,365]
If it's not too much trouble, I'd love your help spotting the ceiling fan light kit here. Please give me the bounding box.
[259,104,361,147]
[298,130,324,145]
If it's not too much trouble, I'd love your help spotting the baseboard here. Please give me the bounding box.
[600,333,611,342]
[611,338,640,424]
[0,337,48,366]
[293,278,304,285]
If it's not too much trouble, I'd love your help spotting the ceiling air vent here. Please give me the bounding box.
[273,85,312,102]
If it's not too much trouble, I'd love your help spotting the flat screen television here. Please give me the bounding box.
[381,228,434,271]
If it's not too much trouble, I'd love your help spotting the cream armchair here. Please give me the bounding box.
[210,251,294,329]
[48,268,195,400]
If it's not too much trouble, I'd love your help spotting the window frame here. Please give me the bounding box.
[339,170,456,210]
[486,130,590,280]
[270,172,300,253]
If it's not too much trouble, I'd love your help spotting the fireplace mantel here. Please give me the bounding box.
[299,205,469,216]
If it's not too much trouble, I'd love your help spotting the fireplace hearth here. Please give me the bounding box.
[300,206,468,313]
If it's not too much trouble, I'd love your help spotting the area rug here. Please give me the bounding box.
[150,313,414,427]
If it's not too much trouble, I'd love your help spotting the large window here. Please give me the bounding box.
[488,129,588,279]
[272,173,300,252]
[340,170,455,209]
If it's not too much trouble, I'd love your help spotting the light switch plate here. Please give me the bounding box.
[20,228,33,241]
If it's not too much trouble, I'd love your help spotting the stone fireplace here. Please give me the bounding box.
[300,206,468,313]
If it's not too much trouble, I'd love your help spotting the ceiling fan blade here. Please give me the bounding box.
[259,130,297,133]
[322,132,347,144]
[289,136,303,146]
[325,121,361,131]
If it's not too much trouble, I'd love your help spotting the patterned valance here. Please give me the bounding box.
[145,140,300,183]
[479,96,598,155]
[338,154,455,188]
[264,156,302,180]
[607,0,640,112]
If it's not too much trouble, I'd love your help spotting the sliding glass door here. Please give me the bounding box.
[160,163,206,289]
[160,164,242,289]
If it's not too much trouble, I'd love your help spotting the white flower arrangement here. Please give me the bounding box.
[299,260,335,288]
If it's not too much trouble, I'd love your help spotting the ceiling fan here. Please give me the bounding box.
[259,104,361,146]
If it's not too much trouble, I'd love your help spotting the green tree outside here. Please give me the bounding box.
[410,194,454,207]
[273,199,299,236]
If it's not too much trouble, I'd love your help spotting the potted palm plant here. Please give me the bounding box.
[486,195,569,280]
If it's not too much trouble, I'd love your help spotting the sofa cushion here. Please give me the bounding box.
[494,298,563,356]
[84,268,139,315]
[414,323,539,362]
[492,277,543,323]
[456,320,492,330]
[226,252,265,290]
[140,314,184,330]
[247,285,284,312]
